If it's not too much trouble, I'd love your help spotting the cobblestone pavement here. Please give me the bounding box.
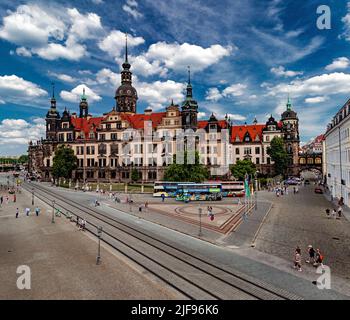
[256,184,350,279]
[0,175,179,299]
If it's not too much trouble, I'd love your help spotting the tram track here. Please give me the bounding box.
[23,182,302,300]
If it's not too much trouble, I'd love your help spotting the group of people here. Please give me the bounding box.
[15,206,40,218]
[274,185,288,197]
[294,245,324,272]
[325,197,344,219]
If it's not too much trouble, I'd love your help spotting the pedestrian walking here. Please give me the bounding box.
[293,187,296,194]
[161,193,165,202]
[325,208,330,218]
[80,219,86,231]
[35,207,40,216]
[306,245,315,264]
[314,249,324,269]
[294,247,302,272]
[331,208,337,219]
[16,208,19,218]
[5,195,9,205]
[25,207,30,216]
[145,201,148,212]
[139,204,142,212]
[0,195,3,207]
[13,194,16,202]
[338,197,344,207]
[337,205,342,219]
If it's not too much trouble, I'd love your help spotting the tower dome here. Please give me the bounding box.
[114,33,138,113]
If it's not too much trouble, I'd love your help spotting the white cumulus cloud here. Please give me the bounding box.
[0,4,103,61]
[144,42,233,73]
[0,118,45,148]
[60,84,102,103]
[99,30,145,57]
[0,75,47,104]
[267,72,350,99]
[325,57,350,71]
[270,66,303,77]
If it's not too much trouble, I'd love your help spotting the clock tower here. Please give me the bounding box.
[115,34,138,114]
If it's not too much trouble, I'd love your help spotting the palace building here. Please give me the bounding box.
[28,41,300,182]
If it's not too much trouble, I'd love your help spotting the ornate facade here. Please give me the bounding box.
[28,42,300,182]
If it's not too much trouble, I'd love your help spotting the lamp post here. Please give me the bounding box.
[32,188,34,206]
[198,206,202,237]
[51,199,55,223]
[254,170,259,210]
[96,226,103,265]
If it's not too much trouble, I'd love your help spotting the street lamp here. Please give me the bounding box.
[96,226,103,265]
[254,170,259,210]
[51,199,55,223]
[32,188,34,206]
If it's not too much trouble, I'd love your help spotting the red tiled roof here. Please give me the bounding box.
[197,120,228,129]
[71,117,103,137]
[231,124,265,143]
[120,112,166,129]
[314,134,325,143]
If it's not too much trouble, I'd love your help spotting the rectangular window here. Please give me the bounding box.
[235,148,240,155]
[244,147,252,155]
[256,158,260,164]
[255,147,260,154]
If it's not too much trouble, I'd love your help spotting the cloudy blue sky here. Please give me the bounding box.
[0,0,350,155]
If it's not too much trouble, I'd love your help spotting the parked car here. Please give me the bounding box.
[314,187,323,194]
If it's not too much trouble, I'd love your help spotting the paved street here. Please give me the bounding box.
[0,174,179,299]
[18,179,350,299]
[256,184,350,279]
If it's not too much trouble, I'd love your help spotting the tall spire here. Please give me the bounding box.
[122,32,131,71]
[187,65,191,84]
[186,66,193,98]
[51,82,55,99]
[81,87,86,100]
[50,82,56,109]
[286,93,292,111]
[125,33,128,63]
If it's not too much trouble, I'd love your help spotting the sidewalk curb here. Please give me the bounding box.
[250,202,273,247]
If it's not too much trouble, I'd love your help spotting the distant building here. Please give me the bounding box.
[324,98,350,206]
[28,40,300,182]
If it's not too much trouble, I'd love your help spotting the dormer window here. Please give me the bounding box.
[243,132,251,142]
[255,135,260,142]
[235,135,240,142]
[62,123,68,129]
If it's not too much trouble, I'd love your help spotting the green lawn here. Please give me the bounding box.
[59,181,153,193]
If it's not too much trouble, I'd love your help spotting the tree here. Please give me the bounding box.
[18,154,29,163]
[231,159,256,181]
[52,145,77,182]
[267,136,289,176]
[131,168,141,182]
[164,151,209,183]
